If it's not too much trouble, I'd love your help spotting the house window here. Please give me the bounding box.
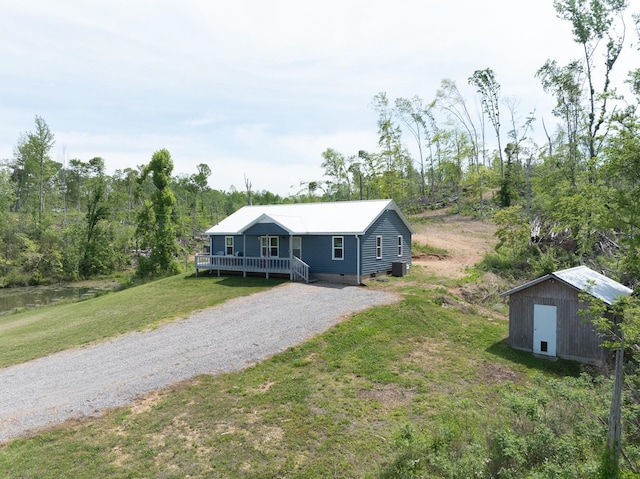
[397,235,403,257]
[261,236,279,257]
[225,236,234,255]
[332,236,344,260]
[376,236,382,260]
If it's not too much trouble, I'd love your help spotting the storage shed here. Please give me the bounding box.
[500,266,633,365]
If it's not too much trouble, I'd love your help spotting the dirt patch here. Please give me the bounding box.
[412,211,497,279]
[356,386,414,408]
[128,390,166,415]
[477,362,522,384]
[402,339,447,370]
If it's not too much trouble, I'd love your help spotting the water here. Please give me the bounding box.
[0,284,111,315]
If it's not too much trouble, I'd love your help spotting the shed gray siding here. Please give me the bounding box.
[508,278,606,365]
[360,210,412,276]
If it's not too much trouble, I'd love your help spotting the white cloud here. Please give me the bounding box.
[0,0,637,196]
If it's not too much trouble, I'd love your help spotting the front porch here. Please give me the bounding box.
[195,254,310,283]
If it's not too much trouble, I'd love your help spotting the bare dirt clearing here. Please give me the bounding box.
[411,210,498,279]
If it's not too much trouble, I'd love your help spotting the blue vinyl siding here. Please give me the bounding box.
[244,223,289,236]
[207,208,411,278]
[210,235,244,256]
[360,210,412,275]
[300,235,358,275]
[210,234,290,258]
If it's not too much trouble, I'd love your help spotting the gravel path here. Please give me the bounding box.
[0,282,398,443]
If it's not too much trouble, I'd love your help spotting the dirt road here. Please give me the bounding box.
[412,211,497,278]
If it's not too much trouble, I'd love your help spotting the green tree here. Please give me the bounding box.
[435,80,484,215]
[498,143,519,207]
[602,116,640,279]
[554,0,627,163]
[394,96,429,197]
[469,68,504,178]
[536,60,584,188]
[79,158,112,277]
[504,98,536,214]
[136,149,180,278]
[493,205,530,261]
[372,92,410,201]
[320,148,352,200]
[192,163,211,210]
[0,166,16,285]
[10,116,57,222]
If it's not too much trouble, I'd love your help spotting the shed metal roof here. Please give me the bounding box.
[500,265,633,305]
[204,199,414,236]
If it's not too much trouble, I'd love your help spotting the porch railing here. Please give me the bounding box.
[291,256,309,283]
[195,254,309,283]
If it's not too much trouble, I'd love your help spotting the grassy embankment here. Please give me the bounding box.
[0,274,285,369]
[0,263,607,477]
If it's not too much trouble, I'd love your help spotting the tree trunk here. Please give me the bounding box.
[607,335,624,477]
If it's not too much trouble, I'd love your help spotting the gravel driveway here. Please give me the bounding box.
[0,282,398,443]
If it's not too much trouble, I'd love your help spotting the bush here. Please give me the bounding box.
[381,375,608,479]
[528,246,577,278]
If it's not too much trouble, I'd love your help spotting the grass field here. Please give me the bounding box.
[0,264,608,478]
[0,274,285,369]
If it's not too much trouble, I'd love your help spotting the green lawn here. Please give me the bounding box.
[0,267,606,478]
[0,274,284,368]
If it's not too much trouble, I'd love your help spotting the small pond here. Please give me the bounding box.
[0,281,121,315]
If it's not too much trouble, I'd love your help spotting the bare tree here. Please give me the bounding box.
[436,80,484,216]
[394,96,429,198]
[244,173,252,205]
[469,68,504,177]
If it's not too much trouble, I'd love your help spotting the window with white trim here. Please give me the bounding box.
[332,236,344,260]
[397,235,403,257]
[225,236,234,255]
[376,235,382,259]
[260,236,279,257]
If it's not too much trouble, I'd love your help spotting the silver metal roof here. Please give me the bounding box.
[501,265,633,305]
[204,199,415,236]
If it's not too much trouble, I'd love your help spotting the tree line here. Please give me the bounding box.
[2,2,639,292]
[0,119,290,286]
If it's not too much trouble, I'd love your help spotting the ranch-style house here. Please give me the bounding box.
[195,199,414,285]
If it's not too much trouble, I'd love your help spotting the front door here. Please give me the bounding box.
[292,237,302,259]
[533,304,557,356]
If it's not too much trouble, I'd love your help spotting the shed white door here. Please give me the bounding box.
[533,304,557,356]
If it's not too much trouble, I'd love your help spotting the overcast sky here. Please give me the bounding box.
[1,1,638,196]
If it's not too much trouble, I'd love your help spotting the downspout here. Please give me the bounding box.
[289,234,293,281]
[356,234,361,285]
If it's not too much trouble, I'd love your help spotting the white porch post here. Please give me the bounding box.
[243,234,246,277]
[289,234,293,280]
